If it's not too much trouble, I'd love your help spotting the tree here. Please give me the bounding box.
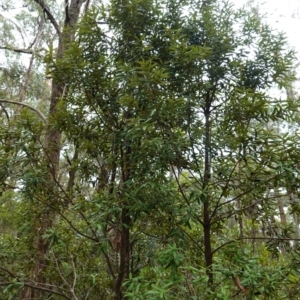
[0,0,299,299]
[1,0,90,299]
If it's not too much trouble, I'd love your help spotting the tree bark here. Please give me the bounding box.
[113,208,131,300]
[21,1,87,298]
[203,93,213,285]
[113,111,133,299]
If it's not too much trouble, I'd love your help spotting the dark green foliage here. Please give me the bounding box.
[1,0,300,299]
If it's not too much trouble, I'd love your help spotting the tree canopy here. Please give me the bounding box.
[0,0,300,299]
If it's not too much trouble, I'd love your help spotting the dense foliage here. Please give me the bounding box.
[1,0,300,299]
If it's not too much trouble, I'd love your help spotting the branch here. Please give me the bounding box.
[0,46,34,54]
[31,191,99,242]
[212,236,300,255]
[0,13,26,46]
[0,282,72,299]
[84,0,91,14]
[18,18,45,105]
[177,224,205,255]
[232,275,247,294]
[210,158,243,221]
[0,266,71,299]
[0,15,45,55]
[211,186,292,225]
[51,251,79,300]
[214,172,284,213]
[0,266,15,277]
[0,103,10,120]
[24,283,71,299]
[28,17,45,50]
[33,0,61,38]
[171,164,204,226]
[0,99,47,123]
[70,256,77,294]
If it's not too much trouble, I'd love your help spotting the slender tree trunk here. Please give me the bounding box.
[203,95,213,285]
[289,195,300,249]
[113,111,133,299]
[277,198,287,226]
[237,159,244,238]
[292,212,300,248]
[21,1,87,298]
[114,208,131,300]
[17,18,44,109]
[277,193,287,254]
[236,199,244,238]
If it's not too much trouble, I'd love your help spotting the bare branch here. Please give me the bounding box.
[210,157,243,221]
[0,15,45,55]
[28,16,45,50]
[22,283,72,300]
[18,18,45,105]
[70,255,77,292]
[83,0,91,14]
[0,46,34,54]
[0,103,10,120]
[33,0,61,38]
[0,266,71,299]
[30,191,99,242]
[0,13,26,46]
[0,99,47,123]
[0,266,15,277]
[51,251,79,300]
[212,236,300,255]
[0,282,72,299]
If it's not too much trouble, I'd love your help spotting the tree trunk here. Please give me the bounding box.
[277,194,286,254]
[113,111,133,299]
[114,208,131,300]
[203,94,213,285]
[290,195,300,249]
[21,1,87,298]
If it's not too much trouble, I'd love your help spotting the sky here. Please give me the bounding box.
[233,0,300,93]
[233,0,300,43]
[1,0,300,92]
